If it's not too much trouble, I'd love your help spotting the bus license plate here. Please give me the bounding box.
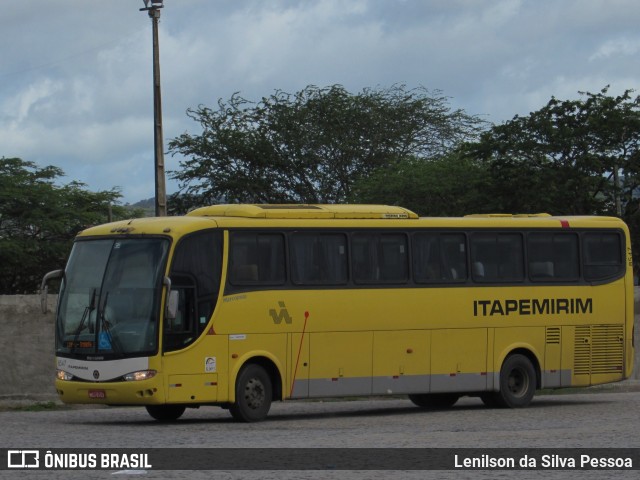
[88,390,106,399]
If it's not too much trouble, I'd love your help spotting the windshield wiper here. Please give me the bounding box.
[70,288,97,354]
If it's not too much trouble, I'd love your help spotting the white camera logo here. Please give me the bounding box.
[7,450,40,469]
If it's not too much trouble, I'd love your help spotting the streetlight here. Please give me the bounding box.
[140,0,167,217]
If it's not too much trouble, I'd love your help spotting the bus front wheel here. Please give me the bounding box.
[496,354,536,408]
[145,404,186,422]
[229,364,272,422]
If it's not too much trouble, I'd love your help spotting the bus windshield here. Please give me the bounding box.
[56,238,169,358]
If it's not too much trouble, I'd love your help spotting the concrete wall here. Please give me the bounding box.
[0,295,57,402]
[1,292,639,404]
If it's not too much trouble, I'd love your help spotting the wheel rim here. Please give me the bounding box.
[507,367,529,398]
[244,377,265,410]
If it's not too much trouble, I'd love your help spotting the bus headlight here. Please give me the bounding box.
[57,370,74,381]
[123,370,157,382]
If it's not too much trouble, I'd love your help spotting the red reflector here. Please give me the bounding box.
[560,219,570,228]
[88,390,106,399]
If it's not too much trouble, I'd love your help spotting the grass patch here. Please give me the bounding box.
[0,401,63,412]
[17,401,60,411]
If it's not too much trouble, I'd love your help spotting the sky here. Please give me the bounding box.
[2,0,640,205]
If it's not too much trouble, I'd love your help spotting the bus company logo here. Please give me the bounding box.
[473,297,593,317]
[269,301,293,324]
[93,370,100,380]
[8,450,39,469]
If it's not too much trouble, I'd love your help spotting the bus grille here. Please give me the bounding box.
[545,327,561,344]
[574,325,624,375]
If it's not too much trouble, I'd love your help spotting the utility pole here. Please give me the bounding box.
[140,0,167,217]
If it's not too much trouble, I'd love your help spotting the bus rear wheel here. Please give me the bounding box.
[409,393,459,409]
[479,393,503,408]
[496,354,536,408]
[229,364,272,422]
[145,404,186,422]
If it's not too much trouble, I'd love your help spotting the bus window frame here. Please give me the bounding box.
[527,231,580,283]
[228,231,287,287]
[350,231,410,286]
[582,230,625,283]
[469,231,526,284]
[222,227,628,295]
[289,231,349,286]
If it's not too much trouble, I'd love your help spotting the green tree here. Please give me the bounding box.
[467,87,640,216]
[351,153,494,216]
[168,85,484,212]
[465,87,640,274]
[0,158,137,294]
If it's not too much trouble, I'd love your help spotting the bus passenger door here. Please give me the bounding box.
[430,329,488,393]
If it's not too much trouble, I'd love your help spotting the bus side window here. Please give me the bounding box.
[352,233,408,284]
[583,232,624,282]
[379,234,408,282]
[413,234,441,281]
[442,234,467,281]
[352,234,377,283]
[471,233,524,283]
[413,233,467,283]
[528,233,579,282]
[229,233,286,286]
[290,233,348,285]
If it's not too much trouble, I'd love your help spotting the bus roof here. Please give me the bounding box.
[76,205,628,238]
[186,204,419,219]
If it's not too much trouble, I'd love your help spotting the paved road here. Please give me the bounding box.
[1,389,639,479]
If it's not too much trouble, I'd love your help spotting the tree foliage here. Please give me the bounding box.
[168,84,484,212]
[351,153,493,216]
[0,158,137,294]
[467,87,640,215]
[465,87,640,273]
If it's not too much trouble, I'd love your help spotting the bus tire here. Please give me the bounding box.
[497,354,536,408]
[479,393,505,408]
[145,404,186,422]
[409,393,459,409]
[229,364,272,422]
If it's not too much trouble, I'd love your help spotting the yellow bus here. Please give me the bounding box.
[43,204,635,422]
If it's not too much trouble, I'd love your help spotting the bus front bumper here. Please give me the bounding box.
[55,376,165,405]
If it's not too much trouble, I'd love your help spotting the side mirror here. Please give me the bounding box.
[166,290,179,320]
[163,276,178,320]
[40,270,63,314]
